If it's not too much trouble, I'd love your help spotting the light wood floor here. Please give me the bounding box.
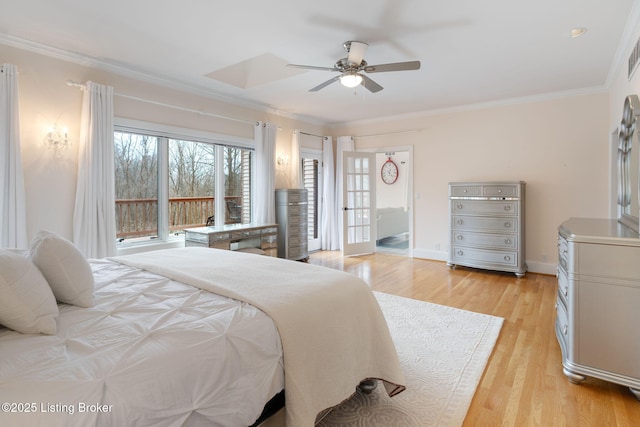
[308,251,640,427]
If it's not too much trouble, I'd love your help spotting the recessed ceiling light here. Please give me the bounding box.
[571,28,587,38]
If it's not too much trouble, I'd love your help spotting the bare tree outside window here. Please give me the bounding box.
[114,132,158,240]
[114,130,253,243]
[168,140,215,230]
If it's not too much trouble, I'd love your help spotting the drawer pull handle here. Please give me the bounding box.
[563,325,568,335]
[457,235,464,240]
[504,238,511,244]
[504,222,511,228]
[457,219,464,225]
[504,205,511,211]
[497,189,503,193]
[564,287,568,297]
[457,250,464,256]
[504,255,511,261]
[456,203,463,209]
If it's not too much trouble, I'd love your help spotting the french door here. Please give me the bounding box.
[342,151,376,256]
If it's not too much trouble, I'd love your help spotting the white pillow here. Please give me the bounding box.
[0,249,59,334]
[29,230,95,308]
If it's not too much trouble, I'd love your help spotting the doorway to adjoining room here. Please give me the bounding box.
[375,150,410,256]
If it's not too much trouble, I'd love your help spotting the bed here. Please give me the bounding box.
[0,232,405,427]
[376,207,409,241]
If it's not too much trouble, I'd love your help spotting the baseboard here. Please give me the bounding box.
[412,248,448,262]
[412,248,558,276]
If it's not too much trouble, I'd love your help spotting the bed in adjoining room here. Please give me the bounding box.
[376,207,409,242]
[0,231,405,427]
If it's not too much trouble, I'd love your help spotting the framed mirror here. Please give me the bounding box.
[617,94,640,233]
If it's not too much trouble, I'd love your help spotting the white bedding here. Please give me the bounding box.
[0,258,284,427]
[113,247,406,427]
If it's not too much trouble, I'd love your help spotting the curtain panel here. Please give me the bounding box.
[253,121,276,224]
[321,136,339,250]
[72,81,116,258]
[0,64,28,249]
[290,129,302,188]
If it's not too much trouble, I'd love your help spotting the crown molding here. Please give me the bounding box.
[0,33,326,126]
[329,85,609,129]
[605,0,640,87]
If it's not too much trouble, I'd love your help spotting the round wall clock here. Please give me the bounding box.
[381,157,399,184]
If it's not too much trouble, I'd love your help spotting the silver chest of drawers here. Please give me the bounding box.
[275,189,309,261]
[556,218,640,400]
[447,181,527,277]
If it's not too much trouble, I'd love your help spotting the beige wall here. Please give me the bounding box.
[334,93,610,274]
[2,43,328,243]
[2,35,628,274]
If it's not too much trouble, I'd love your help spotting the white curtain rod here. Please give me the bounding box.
[299,130,326,139]
[67,80,256,126]
[354,129,421,138]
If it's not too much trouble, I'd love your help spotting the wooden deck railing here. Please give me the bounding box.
[116,196,242,239]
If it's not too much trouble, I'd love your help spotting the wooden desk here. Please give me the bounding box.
[184,223,278,257]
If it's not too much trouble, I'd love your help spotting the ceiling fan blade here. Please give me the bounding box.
[364,61,421,73]
[347,41,368,66]
[361,75,383,93]
[286,64,337,72]
[309,76,341,92]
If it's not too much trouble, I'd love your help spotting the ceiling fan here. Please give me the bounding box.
[286,41,420,93]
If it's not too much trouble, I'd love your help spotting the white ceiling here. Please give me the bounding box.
[0,0,637,125]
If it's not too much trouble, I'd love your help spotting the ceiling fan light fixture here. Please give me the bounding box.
[570,27,587,38]
[340,73,363,88]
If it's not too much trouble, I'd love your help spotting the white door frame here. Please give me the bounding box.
[360,145,414,257]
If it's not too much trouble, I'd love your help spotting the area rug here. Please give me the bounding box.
[315,292,504,427]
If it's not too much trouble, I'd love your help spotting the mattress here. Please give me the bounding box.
[0,258,284,427]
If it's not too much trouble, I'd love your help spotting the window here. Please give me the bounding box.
[301,150,323,252]
[114,132,158,241]
[168,139,215,232]
[114,122,253,246]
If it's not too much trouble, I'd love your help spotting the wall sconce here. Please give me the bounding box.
[45,126,69,152]
[277,154,289,168]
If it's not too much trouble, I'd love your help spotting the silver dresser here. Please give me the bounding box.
[556,218,640,399]
[275,189,308,261]
[447,181,526,277]
[184,223,278,256]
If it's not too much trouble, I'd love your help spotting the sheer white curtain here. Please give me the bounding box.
[321,136,339,250]
[335,136,354,251]
[72,81,116,258]
[0,64,28,249]
[290,129,302,188]
[254,121,276,223]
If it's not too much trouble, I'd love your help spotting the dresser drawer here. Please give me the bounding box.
[452,200,518,216]
[451,246,518,267]
[230,228,261,240]
[452,231,517,249]
[185,231,230,245]
[555,296,569,356]
[557,266,569,307]
[450,185,481,197]
[276,189,308,204]
[287,214,308,227]
[452,216,518,233]
[558,234,569,271]
[483,184,519,197]
[287,235,307,247]
[287,246,308,260]
[287,223,307,236]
